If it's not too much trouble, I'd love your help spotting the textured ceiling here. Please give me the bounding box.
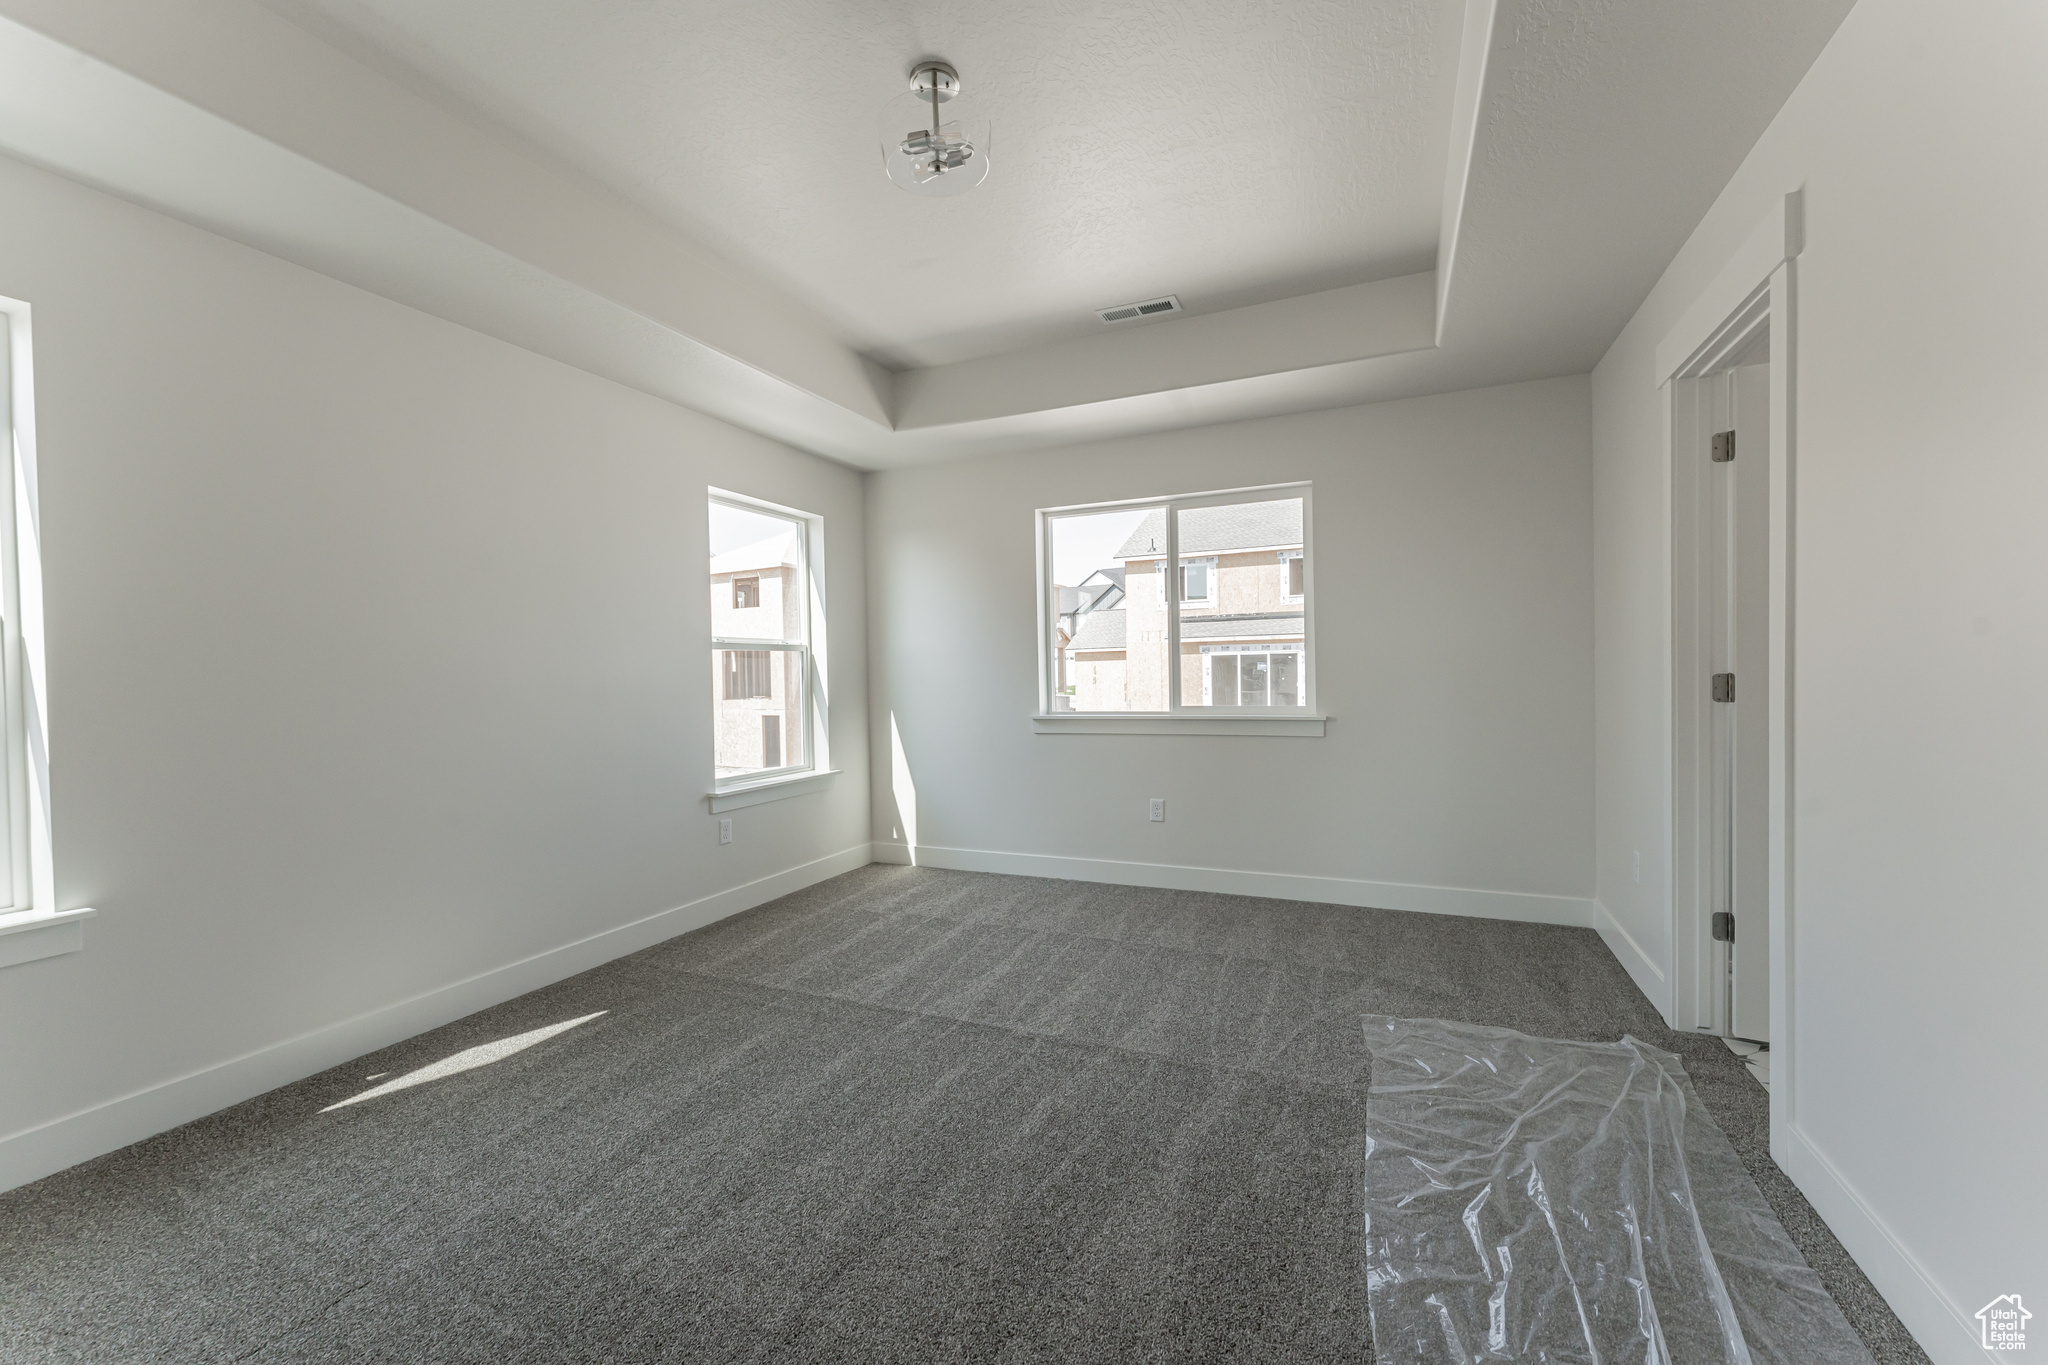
[0,0,1857,467]
[253,0,1462,368]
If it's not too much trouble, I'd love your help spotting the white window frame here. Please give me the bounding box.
[1279,550,1304,604]
[707,489,836,810]
[1034,482,1323,736]
[1157,555,1216,607]
[0,296,93,970]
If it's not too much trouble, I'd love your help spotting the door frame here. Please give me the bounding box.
[1657,190,1802,1153]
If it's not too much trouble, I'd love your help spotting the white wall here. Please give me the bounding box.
[0,151,870,1190]
[1591,1,2048,1358]
[868,377,1593,921]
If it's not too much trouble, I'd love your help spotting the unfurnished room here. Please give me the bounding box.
[0,1,2039,1361]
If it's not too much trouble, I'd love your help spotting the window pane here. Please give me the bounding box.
[712,648,805,779]
[1210,653,1238,705]
[1176,497,1305,707]
[723,649,774,699]
[1048,505,1165,712]
[1241,653,1270,705]
[710,502,803,642]
[710,494,816,787]
[1272,650,1302,707]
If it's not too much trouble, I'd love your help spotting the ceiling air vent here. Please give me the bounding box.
[1096,295,1182,325]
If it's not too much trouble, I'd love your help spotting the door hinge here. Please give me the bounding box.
[1711,911,1735,942]
[1711,430,1735,462]
[1711,672,1735,703]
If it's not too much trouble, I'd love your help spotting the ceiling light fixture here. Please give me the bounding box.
[880,61,989,198]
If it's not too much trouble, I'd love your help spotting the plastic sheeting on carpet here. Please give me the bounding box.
[1663,1055,1878,1365]
[1362,1016,1752,1365]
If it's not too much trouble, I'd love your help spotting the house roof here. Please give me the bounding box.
[1114,500,1303,559]
[710,528,798,576]
[1081,582,1122,613]
[1066,610,1301,653]
[1183,613,1306,641]
[1059,569,1125,620]
[1068,609,1126,651]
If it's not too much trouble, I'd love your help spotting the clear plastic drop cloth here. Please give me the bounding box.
[1360,1016,1875,1365]
[1641,1048,1875,1365]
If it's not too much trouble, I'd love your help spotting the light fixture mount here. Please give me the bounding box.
[909,61,960,102]
[881,59,989,198]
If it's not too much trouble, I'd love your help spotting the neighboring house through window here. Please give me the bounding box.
[1041,485,1311,713]
[1050,566,1125,707]
[708,492,823,788]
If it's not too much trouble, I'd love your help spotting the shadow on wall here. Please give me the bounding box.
[890,712,918,865]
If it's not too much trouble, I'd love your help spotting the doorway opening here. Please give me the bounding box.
[1672,317,1773,1044]
[1658,190,1800,1143]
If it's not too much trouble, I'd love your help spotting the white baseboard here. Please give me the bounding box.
[1777,1123,1991,1365]
[871,842,1592,927]
[0,842,875,1195]
[1591,898,1669,1017]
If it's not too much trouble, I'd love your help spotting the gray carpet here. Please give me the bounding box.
[0,865,1930,1363]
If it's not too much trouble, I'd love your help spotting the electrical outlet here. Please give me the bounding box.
[719,818,732,845]
[1632,850,1641,884]
[1149,798,1165,822]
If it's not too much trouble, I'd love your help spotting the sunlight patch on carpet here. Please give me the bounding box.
[322,1012,607,1112]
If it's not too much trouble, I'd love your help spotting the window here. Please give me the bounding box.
[709,492,821,788]
[0,315,25,907]
[1202,646,1305,707]
[1039,484,1311,715]
[1158,556,1216,606]
[723,649,772,700]
[0,297,63,954]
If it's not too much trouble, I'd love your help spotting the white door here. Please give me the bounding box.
[1708,361,1772,1041]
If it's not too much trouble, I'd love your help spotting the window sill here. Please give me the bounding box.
[1032,714,1326,737]
[0,906,97,970]
[709,769,841,812]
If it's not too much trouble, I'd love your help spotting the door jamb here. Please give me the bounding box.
[1656,190,1802,1156]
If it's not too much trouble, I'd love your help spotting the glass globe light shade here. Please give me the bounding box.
[879,84,990,197]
